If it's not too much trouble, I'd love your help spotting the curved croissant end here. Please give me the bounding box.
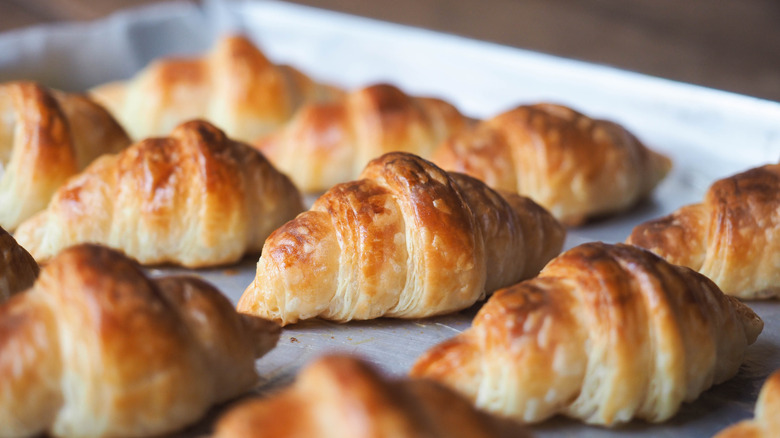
[254,83,470,192]
[214,354,530,438]
[238,152,564,325]
[411,242,762,426]
[14,120,303,267]
[715,370,780,437]
[90,35,343,142]
[0,81,130,230]
[431,103,672,225]
[0,244,279,438]
[628,163,780,299]
[0,226,38,302]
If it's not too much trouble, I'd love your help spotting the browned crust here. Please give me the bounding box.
[214,355,530,438]
[431,103,672,225]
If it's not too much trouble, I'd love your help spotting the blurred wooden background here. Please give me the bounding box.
[2,0,779,101]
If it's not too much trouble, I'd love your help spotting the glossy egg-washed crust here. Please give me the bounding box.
[254,83,470,192]
[715,369,780,437]
[628,163,780,299]
[215,355,531,438]
[90,35,343,142]
[14,120,303,267]
[238,152,564,325]
[0,244,280,438]
[0,81,130,230]
[411,242,762,426]
[431,103,672,225]
[0,226,38,302]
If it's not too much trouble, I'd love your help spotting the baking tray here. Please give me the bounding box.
[2,1,780,436]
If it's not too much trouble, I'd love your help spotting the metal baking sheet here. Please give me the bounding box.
[2,1,780,436]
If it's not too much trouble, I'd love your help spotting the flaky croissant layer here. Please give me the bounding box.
[0,244,280,438]
[214,355,530,438]
[90,35,343,142]
[412,242,762,426]
[238,152,564,325]
[431,103,672,225]
[628,163,780,299]
[254,83,470,192]
[14,120,304,267]
[0,81,130,230]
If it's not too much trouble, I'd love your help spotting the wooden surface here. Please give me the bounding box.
[1,0,778,101]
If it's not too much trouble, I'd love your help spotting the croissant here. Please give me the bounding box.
[214,355,530,438]
[0,226,38,302]
[90,34,343,142]
[14,120,304,267]
[254,83,470,192]
[0,244,280,438]
[238,152,565,325]
[430,103,672,225]
[0,81,130,230]
[714,369,780,437]
[627,163,780,299]
[411,242,763,426]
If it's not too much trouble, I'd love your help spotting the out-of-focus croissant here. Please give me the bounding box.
[15,120,303,267]
[90,35,343,142]
[0,81,130,229]
[0,244,280,438]
[254,83,470,192]
[431,103,672,225]
[715,370,780,437]
[627,163,780,299]
[214,355,530,438]
[0,226,38,302]
[411,242,763,426]
[238,152,565,325]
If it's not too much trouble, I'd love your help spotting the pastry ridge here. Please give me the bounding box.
[628,163,780,299]
[0,244,280,438]
[214,354,530,438]
[0,81,130,229]
[431,103,671,225]
[238,152,564,325]
[254,83,470,192]
[90,35,343,142]
[14,120,303,267]
[411,242,762,426]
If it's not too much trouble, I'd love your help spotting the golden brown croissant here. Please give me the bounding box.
[411,242,763,426]
[214,355,530,438]
[714,370,780,437]
[90,35,343,142]
[0,226,38,302]
[0,81,130,230]
[430,103,672,225]
[254,83,470,192]
[238,152,565,325]
[0,244,280,438]
[14,120,304,267]
[627,163,780,299]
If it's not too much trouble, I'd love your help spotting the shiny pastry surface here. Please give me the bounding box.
[411,242,762,426]
[91,34,343,142]
[628,163,780,299]
[238,152,564,325]
[431,103,671,225]
[255,83,470,192]
[215,355,530,438]
[15,120,303,267]
[0,244,280,438]
[0,81,130,230]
